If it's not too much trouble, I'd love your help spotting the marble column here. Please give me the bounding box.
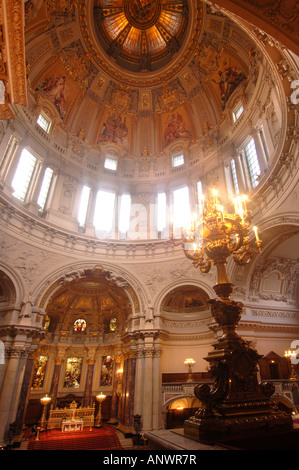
[83,358,95,407]
[109,360,121,423]
[0,345,27,446]
[142,348,154,431]
[252,127,269,173]
[14,353,35,435]
[152,346,162,430]
[134,342,145,417]
[50,357,63,407]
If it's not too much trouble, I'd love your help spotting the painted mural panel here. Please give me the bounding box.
[97,111,129,149]
[25,0,44,23]
[34,62,79,121]
[63,357,83,388]
[162,106,193,148]
[210,51,247,110]
[31,355,48,389]
[100,355,114,386]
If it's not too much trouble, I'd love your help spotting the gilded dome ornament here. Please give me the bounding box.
[94,0,189,72]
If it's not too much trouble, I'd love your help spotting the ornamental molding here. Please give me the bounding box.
[250,309,299,320]
[161,317,212,330]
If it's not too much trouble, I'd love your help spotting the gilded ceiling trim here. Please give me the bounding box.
[210,0,299,56]
[2,0,27,108]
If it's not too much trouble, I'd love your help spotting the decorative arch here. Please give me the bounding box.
[34,262,144,315]
[154,279,214,314]
[0,263,25,307]
[229,220,299,304]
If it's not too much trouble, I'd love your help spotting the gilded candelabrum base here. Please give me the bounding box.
[184,297,294,444]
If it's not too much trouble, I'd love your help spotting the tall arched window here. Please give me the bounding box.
[12,148,37,202]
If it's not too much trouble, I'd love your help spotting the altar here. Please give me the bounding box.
[48,400,95,430]
[62,419,84,432]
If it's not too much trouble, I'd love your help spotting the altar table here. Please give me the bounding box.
[62,419,84,432]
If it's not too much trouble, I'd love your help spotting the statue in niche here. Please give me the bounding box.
[137,145,152,176]
[20,294,33,318]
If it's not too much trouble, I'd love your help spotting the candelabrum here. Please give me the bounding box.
[95,393,106,427]
[285,350,298,380]
[178,189,293,443]
[182,191,261,291]
[184,358,196,382]
[40,394,51,432]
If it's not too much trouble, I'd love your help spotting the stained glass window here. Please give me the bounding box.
[103,13,129,41]
[109,317,117,331]
[31,356,48,390]
[95,1,188,72]
[74,318,86,332]
[159,11,182,36]
[100,355,114,386]
[146,26,165,54]
[64,357,83,388]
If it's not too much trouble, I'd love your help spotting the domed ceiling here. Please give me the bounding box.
[44,266,132,336]
[24,0,256,167]
[94,0,189,72]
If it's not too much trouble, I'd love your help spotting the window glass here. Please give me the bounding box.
[78,185,91,227]
[119,194,131,234]
[12,149,37,201]
[232,101,244,122]
[94,190,116,233]
[173,186,190,233]
[172,153,184,167]
[245,138,261,188]
[157,192,167,232]
[37,113,51,133]
[37,167,53,210]
[104,157,117,171]
[230,159,240,194]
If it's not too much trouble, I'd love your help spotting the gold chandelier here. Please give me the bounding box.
[181,189,262,299]
[176,189,293,443]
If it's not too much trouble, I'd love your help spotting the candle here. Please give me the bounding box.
[253,225,260,241]
[233,198,238,214]
[212,189,217,205]
[218,205,224,221]
[242,195,248,213]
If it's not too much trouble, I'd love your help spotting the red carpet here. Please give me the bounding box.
[27,425,123,450]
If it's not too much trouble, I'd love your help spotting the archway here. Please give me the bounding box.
[164,396,201,429]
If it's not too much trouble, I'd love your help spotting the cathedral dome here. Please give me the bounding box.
[4,0,297,245]
[93,0,190,73]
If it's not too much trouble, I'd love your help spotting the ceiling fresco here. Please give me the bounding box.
[24,0,255,158]
[94,0,189,72]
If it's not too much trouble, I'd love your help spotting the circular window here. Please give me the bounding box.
[74,318,86,332]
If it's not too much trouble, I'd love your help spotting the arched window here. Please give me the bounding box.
[37,167,54,211]
[77,185,91,228]
[12,148,37,202]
